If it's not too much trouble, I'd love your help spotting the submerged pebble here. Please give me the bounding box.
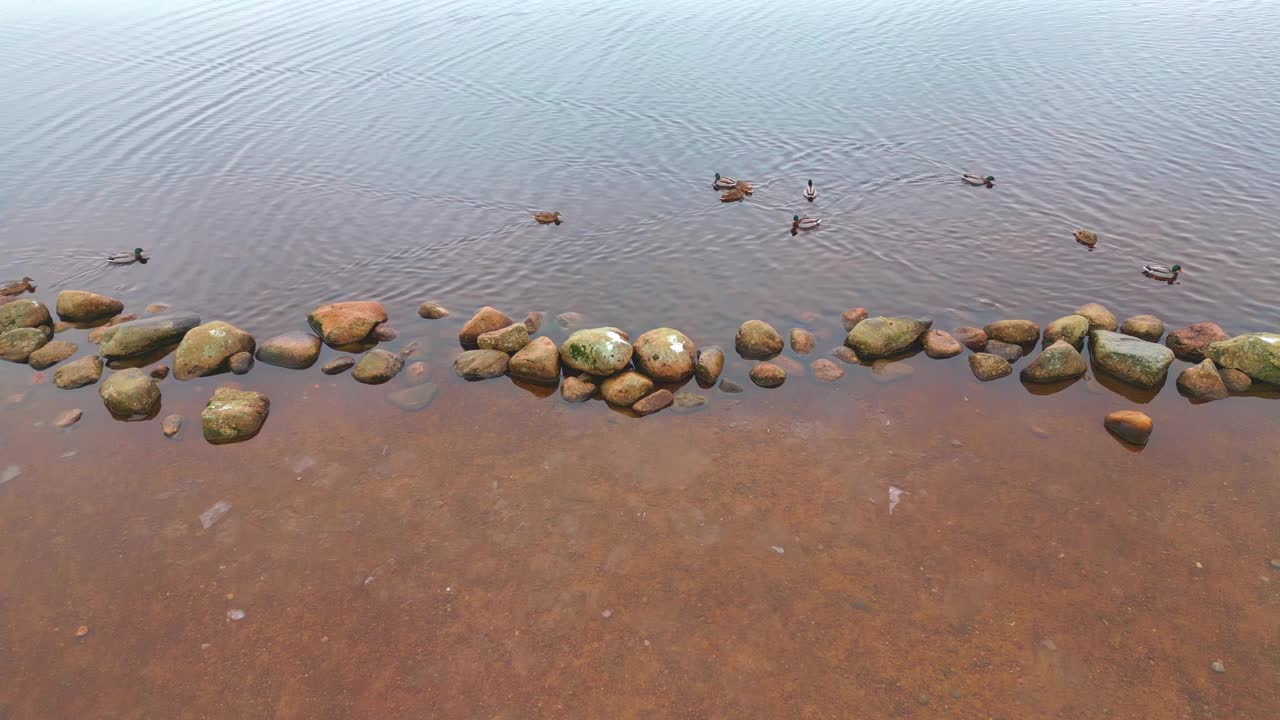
[200,500,232,529]
[321,356,356,375]
[1210,660,1225,674]
[719,379,744,393]
[162,414,183,438]
[54,408,82,428]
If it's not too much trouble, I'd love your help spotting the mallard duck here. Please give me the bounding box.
[533,211,562,225]
[720,188,745,202]
[803,180,817,201]
[792,215,820,230]
[962,174,995,188]
[713,173,737,190]
[734,180,753,195]
[1074,229,1098,247]
[0,277,34,296]
[107,248,147,264]
[1142,263,1181,281]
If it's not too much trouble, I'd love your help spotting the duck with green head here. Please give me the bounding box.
[108,248,147,264]
[1142,263,1181,281]
[713,173,737,190]
[962,174,995,188]
[792,214,820,231]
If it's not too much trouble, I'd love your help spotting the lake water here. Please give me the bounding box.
[2,0,1279,716]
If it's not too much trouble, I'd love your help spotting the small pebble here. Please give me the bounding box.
[1030,425,1051,439]
[54,409,83,428]
[770,546,785,554]
[162,414,183,438]
[321,356,356,375]
[917,692,930,706]
[1270,559,1280,570]
[601,609,612,618]
[226,609,246,621]
[0,465,19,484]
[1040,638,1057,651]
[75,625,89,638]
[1210,660,1225,674]
[719,379,743,393]
[950,439,963,448]
[149,365,170,380]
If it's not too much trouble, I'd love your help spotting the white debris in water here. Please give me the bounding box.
[199,500,232,529]
[226,609,245,621]
[601,609,612,618]
[770,545,785,554]
[0,465,19,484]
[888,486,908,514]
[364,576,375,585]
[61,450,78,459]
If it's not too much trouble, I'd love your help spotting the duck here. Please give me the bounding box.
[792,215,821,230]
[1142,263,1181,281]
[720,188,745,202]
[713,173,737,190]
[1074,229,1098,247]
[803,179,817,201]
[734,180,753,195]
[0,277,35,296]
[533,211,562,225]
[107,248,148,264]
[962,173,995,188]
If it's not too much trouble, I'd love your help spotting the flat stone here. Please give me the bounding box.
[830,346,860,364]
[560,375,597,403]
[459,306,514,347]
[477,323,531,353]
[1176,359,1229,401]
[1020,340,1088,383]
[54,355,103,389]
[1104,410,1152,446]
[509,336,561,384]
[1075,303,1118,332]
[173,321,256,380]
[841,308,869,332]
[844,316,931,359]
[789,328,816,355]
[145,303,170,314]
[1090,330,1175,388]
[55,290,123,322]
[453,349,509,380]
[634,327,696,381]
[0,327,50,362]
[560,328,633,375]
[749,362,786,388]
[984,319,1040,345]
[1210,660,1226,674]
[673,391,706,409]
[1121,314,1165,342]
[969,353,1012,381]
[984,340,1024,362]
[307,301,387,347]
[719,378,744,393]
[811,358,845,381]
[162,414,183,438]
[601,371,654,407]
[695,346,725,384]
[321,356,355,375]
[633,389,674,416]
[1205,333,1280,385]
[99,312,201,359]
[735,320,783,359]
[386,383,437,412]
[417,301,449,319]
[99,368,160,419]
[870,359,914,383]
[228,352,253,375]
[201,387,270,444]
[54,409,82,428]
[922,330,962,358]
[352,349,404,384]
[1166,323,1230,362]
[952,326,988,352]
[255,331,322,369]
[28,340,78,370]
[1042,315,1089,349]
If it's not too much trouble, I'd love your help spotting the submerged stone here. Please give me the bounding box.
[201,387,270,443]
[28,340,78,370]
[789,328,816,355]
[1090,330,1174,388]
[54,355,103,389]
[453,349,509,380]
[386,383,437,412]
[633,389,674,416]
[98,312,201,360]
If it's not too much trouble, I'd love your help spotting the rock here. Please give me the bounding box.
[844,316,932,359]
[952,327,988,352]
[735,320,784,359]
[477,323,531,353]
[556,312,585,331]
[145,303,170,314]
[149,364,170,380]
[633,328,696,381]
[673,391,706,409]
[1121,314,1165,342]
[0,299,52,333]
[984,340,1024,363]
[0,327,50,362]
[173,321,256,380]
[969,353,1012,381]
[1075,303,1118,332]
[633,389,674,416]
[523,311,544,334]
[1043,315,1089,349]
[201,387,270,443]
[386,383,436,412]
[52,321,74,334]
[1220,368,1252,393]
[600,371,654,407]
[453,349,509,380]
[509,336,561,384]
[831,346,860,364]
[86,325,110,344]
[106,313,137,327]
[417,301,449,319]
[984,319,1040,346]
[458,306,514,347]
[321,356,355,375]
[922,330,962,358]
[1176,359,1229,401]
[811,358,845,381]
[560,375,597,403]
[55,290,123,321]
[352,349,404,384]
[306,301,387,347]
[99,368,160,419]
[1166,323,1230,362]
[54,409,82,428]
[719,378,744,393]
[1020,340,1087,383]
[54,355,103,389]
[162,414,183,438]
[870,359,914,383]
[841,308,869,332]
[560,328,633,375]
[1210,660,1226,674]
[372,325,398,342]
[98,312,201,359]
[255,331,322,369]
[749,362,786,388]
[228,352,253,375]
[404,361,430,385]
[1205,333,1280,385]
[1104,410,1153,446]
[789,328,816,355]
[1090,330,1175,388]
[695,346,725,384]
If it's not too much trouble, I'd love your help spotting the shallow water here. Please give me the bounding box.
[2,0,1280,716]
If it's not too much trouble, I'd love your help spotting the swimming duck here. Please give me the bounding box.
[533,211,562,225]
[1142,263,1181,281]
[0,277,34,296]
[107,248,147,264]
[1074,229,1098,247]
[792,215,821,230]
[720,188,745,202]
[734,180,753,195]
[962,174,995,188]
[803,180,817,201]
[713,173,737,190]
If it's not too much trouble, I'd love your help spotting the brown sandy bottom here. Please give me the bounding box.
[2,362,1279,719]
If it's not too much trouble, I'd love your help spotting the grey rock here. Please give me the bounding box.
[255,331,322,369]
[352,349,404,384]
[1090,330,1175,388]
[98,312,201,360]
[321,356,355,375]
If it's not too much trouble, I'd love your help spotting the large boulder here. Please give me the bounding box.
[1104,410,1152,446]
[844,316,932,359]
[984,319,1040,346]
[55,290,123,322]
[633,328,696,381]
[1165,322,1229,362]
[0,327,50,362]
[509,336,561,384]
[1176,360,1229,402]
[458,306,513,347]
[99,368,160,419]
[1020,340,1087,383]
[695,346,725,384]
[1205,333,1280,384]
[1042,315,1089,349]
[1075,303,1118,332]
[98,312,201,359]
[201,387,270,444]
[173,321,256,380]
[306,301,387,347]
[0,299,51,333]
[560,328,633,375]
[255,331,322,369]
[54,355,103,389]
[600,371,654,407]
[1121,314,1165,343]
[477,323,530,354]
[969,353,1011,381]
[735,320,783,359]
[352,349,404,384]
[453,349,509,380]
[922,330,962,358]
[1090,330,1174,388]
[28,339,77,370]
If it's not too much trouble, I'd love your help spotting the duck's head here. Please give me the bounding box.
[792,215,800,222]
[715,173,722,180]
[134,247,145,256]
[1171,264,1181,273]
[807,179,813,187]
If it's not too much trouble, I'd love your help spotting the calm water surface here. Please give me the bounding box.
[2,0,1279,717]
